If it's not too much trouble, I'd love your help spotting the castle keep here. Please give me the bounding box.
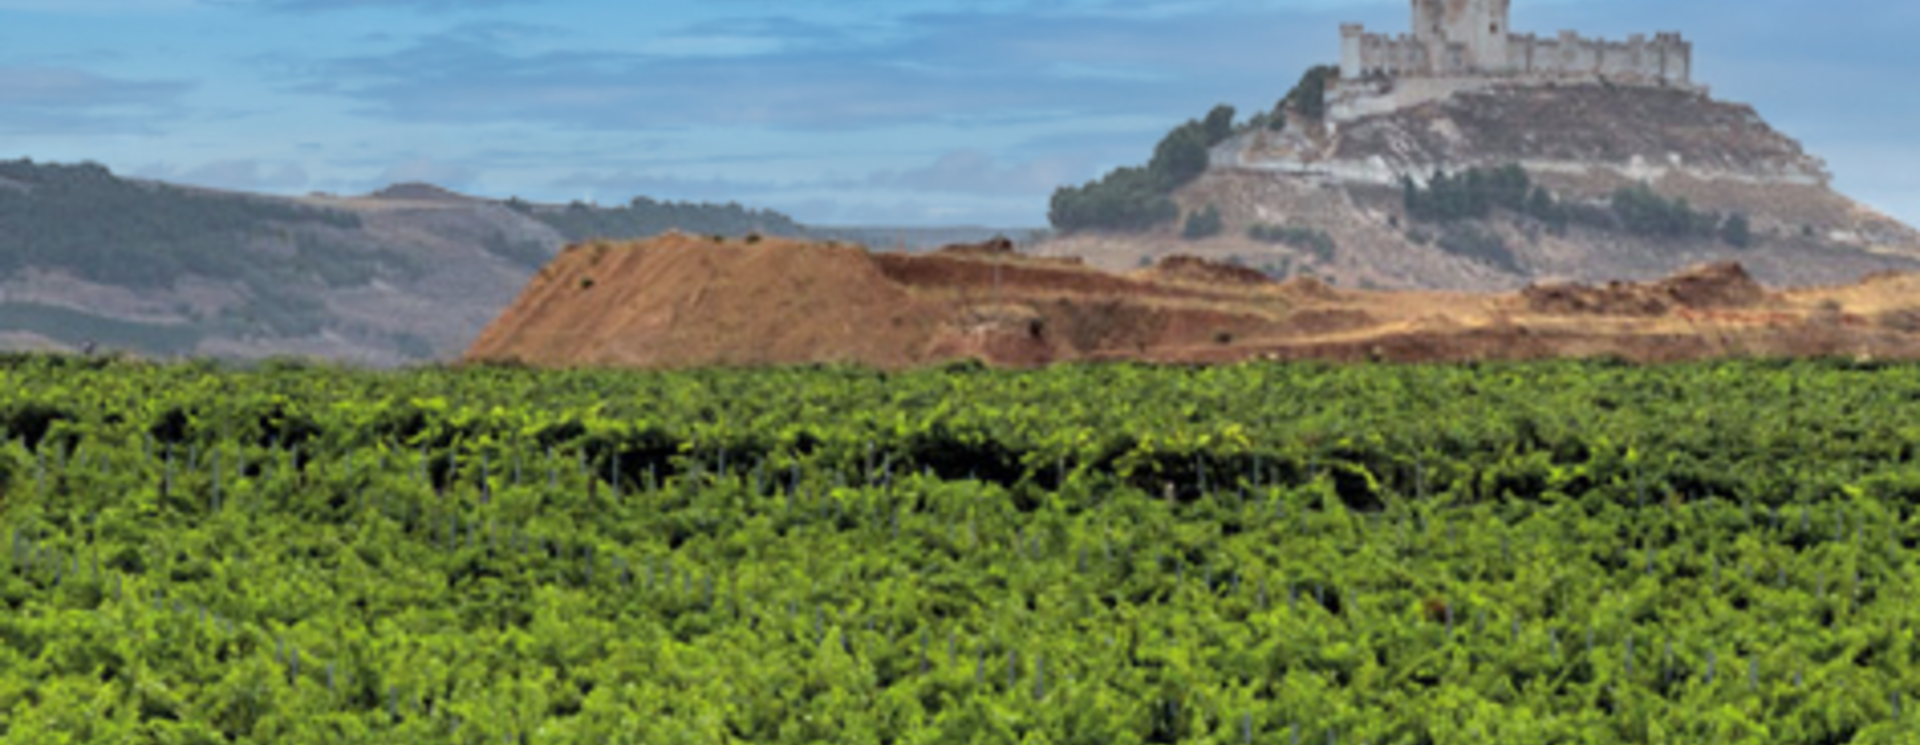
[1340,0,1692,85]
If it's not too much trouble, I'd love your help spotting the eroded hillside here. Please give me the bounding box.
[465,234,1920,369]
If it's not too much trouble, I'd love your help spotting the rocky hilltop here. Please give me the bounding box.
[1323,85,1826,186]
[1036,81,1920,292]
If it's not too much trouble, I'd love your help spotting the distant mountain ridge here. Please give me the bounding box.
[0,160,1034,363]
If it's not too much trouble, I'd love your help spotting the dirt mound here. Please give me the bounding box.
[1524,282,1655,316]
[467,238,1920,369]
[920,304,1058,367]
[467,234,1251,369]
[1146,255,1272,286]
[1275,275,1340,302]
[465,234,933,368]
[934,236,1016,257]
[1523,262,1767,316]
[1655,262,1768,308]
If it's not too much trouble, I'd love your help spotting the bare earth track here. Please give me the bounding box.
[464,234,1920,369]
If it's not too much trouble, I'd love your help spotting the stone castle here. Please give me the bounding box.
[1339,0,1692,86]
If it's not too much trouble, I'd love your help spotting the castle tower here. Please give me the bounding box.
[1340,24,1368,79]
[1410,0,1512,74]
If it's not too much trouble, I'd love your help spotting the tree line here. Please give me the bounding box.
[1047,109,1227,234]
[1049,67,1339,234]
[513,196,810,244]
[1402,165,1753,249]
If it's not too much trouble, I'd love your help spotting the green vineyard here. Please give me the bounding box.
[3,355,1920,744]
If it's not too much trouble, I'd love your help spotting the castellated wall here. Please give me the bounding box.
[1341,27,1433,79]
[1508,31,1693,85]
[1341,27,1693,86]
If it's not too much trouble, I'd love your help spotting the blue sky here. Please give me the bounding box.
[1,0,1914,228]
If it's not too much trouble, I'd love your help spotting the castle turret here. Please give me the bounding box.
[1340,24,1368,80]
[1410,0,1510,74]
[1652,32,1693,84]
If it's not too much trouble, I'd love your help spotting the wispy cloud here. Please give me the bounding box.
[0,65,193,134]
[247,0,542,13]
[768,195,1045,228]
[864,149,1090,196]
[136,158,310,190]
[549,170,792,204]
[0,66,188,107]
[266,8,1328,131]
[552,148,1094,202]
[377,155,480,189]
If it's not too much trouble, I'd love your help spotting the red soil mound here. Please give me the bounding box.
[464,234,931,367]
[934,236,1016,257]
[1146,255,1273,287]
[465,235,1920,369]
[1523,262,1768,316]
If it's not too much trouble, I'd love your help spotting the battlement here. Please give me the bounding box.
[1337,1,1693,90]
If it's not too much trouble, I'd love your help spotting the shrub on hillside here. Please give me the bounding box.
[1435,224,1521,273]
[1049,107,1238,234]
[1525,186,1570,233]
[1046,65,1347,234]
[1182,206,1224,240]
[1402,169,1749,249]
[1248,223,1337,262]
[1403,165,1532,223]
[1610,183,1715,239]
[1202,105,1237,147]
[1048,167,1181,233]
[1149,122,1212,191]
[1721,213,1753,249]
[1279,65,1339,122]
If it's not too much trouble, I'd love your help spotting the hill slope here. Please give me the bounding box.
[0,160,1030,363]
[0,161,570,364]
[1035,83,1920,291]
[465,234,1920,369]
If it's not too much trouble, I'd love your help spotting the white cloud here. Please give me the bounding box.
[132,158,311,190]
[0,65,192,135]
[549,170,783,203]
[866,149,1089,196]
[0,65,189,108]
[184,159,309,189]
[762,194,1046,228]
